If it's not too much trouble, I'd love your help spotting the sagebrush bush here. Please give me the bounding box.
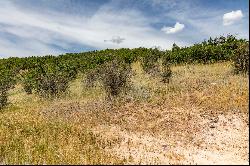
[22,62,77,98]
[83,68,100,88]
[0,70,15,110]
[19,70,33,94]
[98,59,132,99]
[161,56,172,83]
[141,48,161,75]
[232,42,249,74]
[23,83,33,94]
[161,65,172,83]
[0,90,8,110]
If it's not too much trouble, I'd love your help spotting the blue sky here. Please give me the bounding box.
[0,0,249,58]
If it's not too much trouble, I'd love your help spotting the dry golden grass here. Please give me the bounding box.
[0,102,124,164]
[0,61,248,164]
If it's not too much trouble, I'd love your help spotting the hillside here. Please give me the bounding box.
[0,61,249,164]
[0,35,249,164]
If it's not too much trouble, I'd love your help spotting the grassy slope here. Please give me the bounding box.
[0,62,249,164]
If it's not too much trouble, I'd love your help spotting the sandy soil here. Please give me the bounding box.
[93,112,249,165]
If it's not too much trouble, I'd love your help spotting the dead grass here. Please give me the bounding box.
[0,103,125,164]
[0,61,248,164]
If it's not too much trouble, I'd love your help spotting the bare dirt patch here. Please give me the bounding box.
[92,110,249,165]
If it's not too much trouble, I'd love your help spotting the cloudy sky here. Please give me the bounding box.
[0,0,249,58]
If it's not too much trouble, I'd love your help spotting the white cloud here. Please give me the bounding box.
[2,1,248,58]
[161,22,185,34]
[0,1,189,57]
[223,10,243,26]
[159,3,248,40]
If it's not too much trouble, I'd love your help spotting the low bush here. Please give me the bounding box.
[232,42,249,74]
[141,48,162,75]
[83,68,100,88]
[0,69,15,109]
[98,59,132,99]
[161,55,172,83]
[22,61,77,98]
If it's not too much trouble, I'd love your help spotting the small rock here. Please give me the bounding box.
[162,145,168,150]
[210,125,216,128]
[213,117,219,123]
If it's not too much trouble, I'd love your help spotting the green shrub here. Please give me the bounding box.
[0,69,15,110]
[22,61,77,98]
[19,70,33,94]
[161,55,172,83]
[23,83,33,94]
[232,42,249,74]
[141,48,162,75]
[0,90,8,110]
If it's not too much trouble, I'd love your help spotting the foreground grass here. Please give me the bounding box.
[0,62,248,164]
[0,106,124,164]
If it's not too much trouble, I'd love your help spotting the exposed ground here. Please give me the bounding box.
[0,62,249,164]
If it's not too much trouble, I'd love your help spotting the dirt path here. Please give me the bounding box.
[93,113,249,165]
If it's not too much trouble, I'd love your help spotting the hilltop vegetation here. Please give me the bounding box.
[0,34,248,107]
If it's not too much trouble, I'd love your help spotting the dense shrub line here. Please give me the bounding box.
[0,34,248,109]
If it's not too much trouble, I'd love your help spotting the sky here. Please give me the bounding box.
[0,0,249,58]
